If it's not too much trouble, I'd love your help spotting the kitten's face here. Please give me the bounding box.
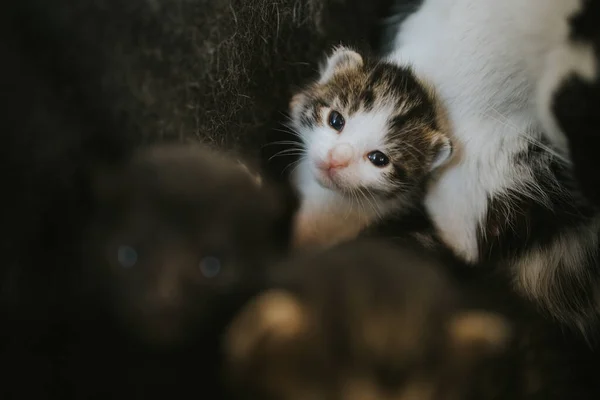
[84,144,297,346]
[225,240,511,400]
[290,47,452,204]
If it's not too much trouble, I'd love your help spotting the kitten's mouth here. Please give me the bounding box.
[314,166,337,190]
[314,167,353,196]
[315,171,333,188]
[309,159,351,194]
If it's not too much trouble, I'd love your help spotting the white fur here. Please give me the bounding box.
[387,0,585,262]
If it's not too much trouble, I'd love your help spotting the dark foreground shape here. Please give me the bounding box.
[225,238,600,400]
[0,0,393,397]
[3,143,298,399]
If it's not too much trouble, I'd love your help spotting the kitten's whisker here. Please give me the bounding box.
[273,127,303,140]
[261,140,303,148]
[282,158,303,176]
[344,191,356,219]
[268,147,307,160]
[268,152,306,162]
[354,189,369,218]
[357,187,383,221]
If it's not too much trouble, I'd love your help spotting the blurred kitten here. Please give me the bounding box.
[70,143,298,398]
[224,238,599,400]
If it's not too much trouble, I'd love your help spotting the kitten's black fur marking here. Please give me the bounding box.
[551,0,600,206]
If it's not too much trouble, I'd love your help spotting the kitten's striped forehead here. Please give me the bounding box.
[296,61,441,163]
[297,59,441,174]
[306,60,437,123]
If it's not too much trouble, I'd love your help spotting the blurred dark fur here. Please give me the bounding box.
[0,0,396,397]
[2,142,298,399]
[72,143,296,399]
[225,238,600,400]
[82,143,297,347]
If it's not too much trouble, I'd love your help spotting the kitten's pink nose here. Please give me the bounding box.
[326,144,354,169]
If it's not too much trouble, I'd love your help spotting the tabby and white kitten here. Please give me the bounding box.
[385,0,600,335]
[289,46,453,249]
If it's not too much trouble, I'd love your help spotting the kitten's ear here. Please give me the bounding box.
[319,46,364,84]
[289,92,307,121]
[430,135,453,171]
[224,290,308,363]
[447,311,512,357]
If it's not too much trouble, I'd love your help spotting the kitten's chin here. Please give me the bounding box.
[315,172,335,190]
[312,165,346,192]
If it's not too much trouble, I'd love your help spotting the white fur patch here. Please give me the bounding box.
[387,0,585,262]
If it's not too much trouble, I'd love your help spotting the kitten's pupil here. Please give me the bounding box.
[328,110,345,132]
[367,151,389,167]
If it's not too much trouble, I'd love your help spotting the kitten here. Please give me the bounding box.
[383,0,600,335]
[289,45,454,249]
[224,238,600,400]
[68,143,298,398]
[82,143,297,346]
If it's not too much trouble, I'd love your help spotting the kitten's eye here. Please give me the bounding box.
[117,245,138,268]
[328,110,345,132]
[367,151,390,167]
[199,256,222,278]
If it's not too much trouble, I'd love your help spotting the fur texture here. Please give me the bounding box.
[386,0,600,334]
